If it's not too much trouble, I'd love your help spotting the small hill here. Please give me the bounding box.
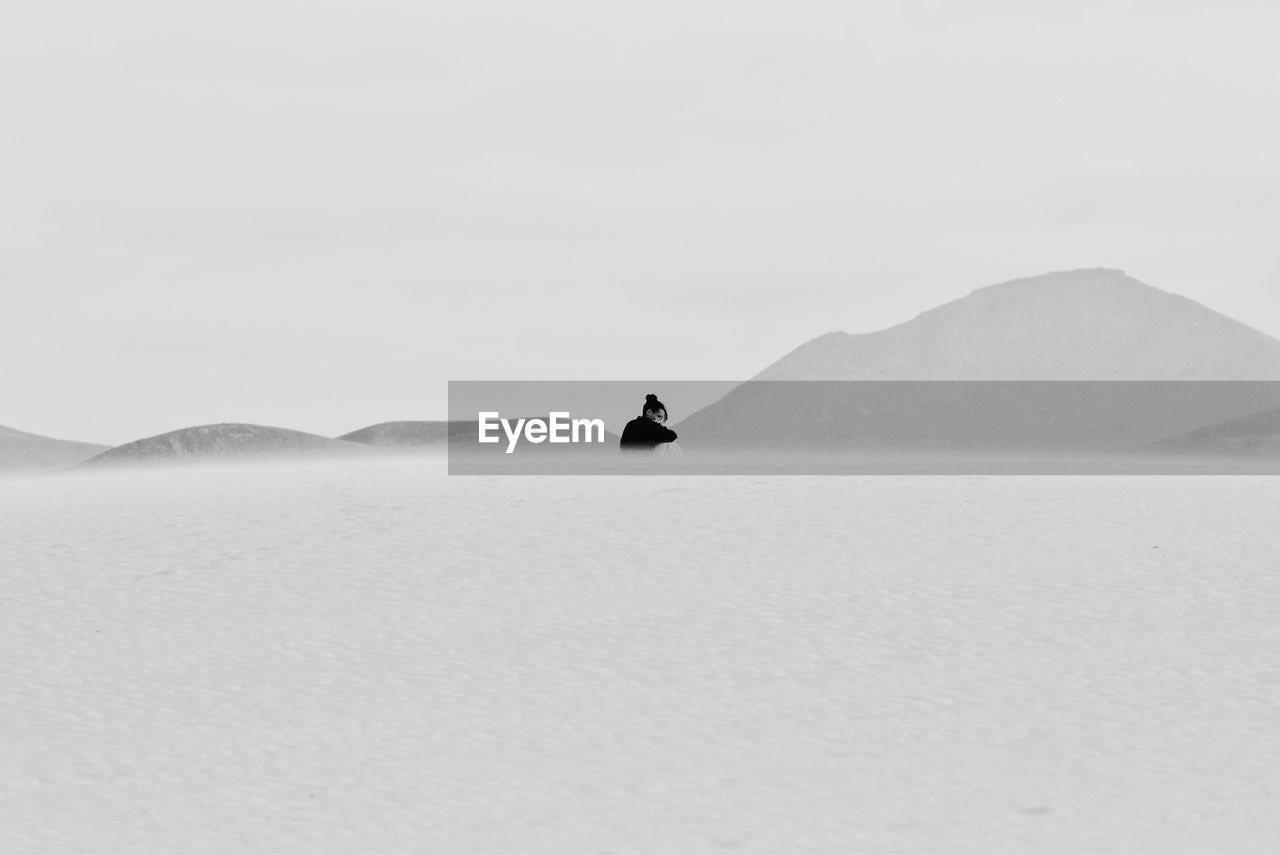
[0,425,108,474]
[1146,408,1280,456]
[84,423,370,467]
[338,421,451,447]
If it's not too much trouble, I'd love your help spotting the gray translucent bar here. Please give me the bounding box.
[448,381,1280,475]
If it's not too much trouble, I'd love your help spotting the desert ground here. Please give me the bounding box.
[3,458,1279,853]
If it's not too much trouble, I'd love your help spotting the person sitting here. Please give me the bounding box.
[619,394,678,452]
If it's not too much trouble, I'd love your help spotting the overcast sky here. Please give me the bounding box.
[4,0,1278,443]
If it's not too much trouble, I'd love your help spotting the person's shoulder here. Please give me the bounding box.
[620,417,646,438]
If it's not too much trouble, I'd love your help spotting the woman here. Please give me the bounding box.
[619,393,679,452]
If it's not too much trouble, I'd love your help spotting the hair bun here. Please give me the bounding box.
[645,394,659,404]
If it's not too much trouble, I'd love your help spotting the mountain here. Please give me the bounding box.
[752,268,1280,381]
[1145,407,1280,456]
[0,425,108,474]
[84,423,370,467]
[339,421,451,447]
[678,269,1280,452]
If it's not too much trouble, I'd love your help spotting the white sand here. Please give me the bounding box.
[3,458,1279,853]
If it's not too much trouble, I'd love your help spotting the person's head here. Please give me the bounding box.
[642,393,668,423]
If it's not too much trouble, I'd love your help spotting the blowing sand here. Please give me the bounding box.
[3,458,1279,853]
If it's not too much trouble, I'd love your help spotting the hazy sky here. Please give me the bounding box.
[4,0,1278,443]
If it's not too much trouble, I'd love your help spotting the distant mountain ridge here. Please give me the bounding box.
[21,268,1280,470]
[0,425,107,474]
[339,421,451,447]
[752,269,1280,381]
[84,423,369,467]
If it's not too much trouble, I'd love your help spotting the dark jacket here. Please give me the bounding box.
[619,417,678,451]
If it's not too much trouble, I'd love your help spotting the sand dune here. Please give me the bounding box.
[83,423,370,467]
[0,424,108,474]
